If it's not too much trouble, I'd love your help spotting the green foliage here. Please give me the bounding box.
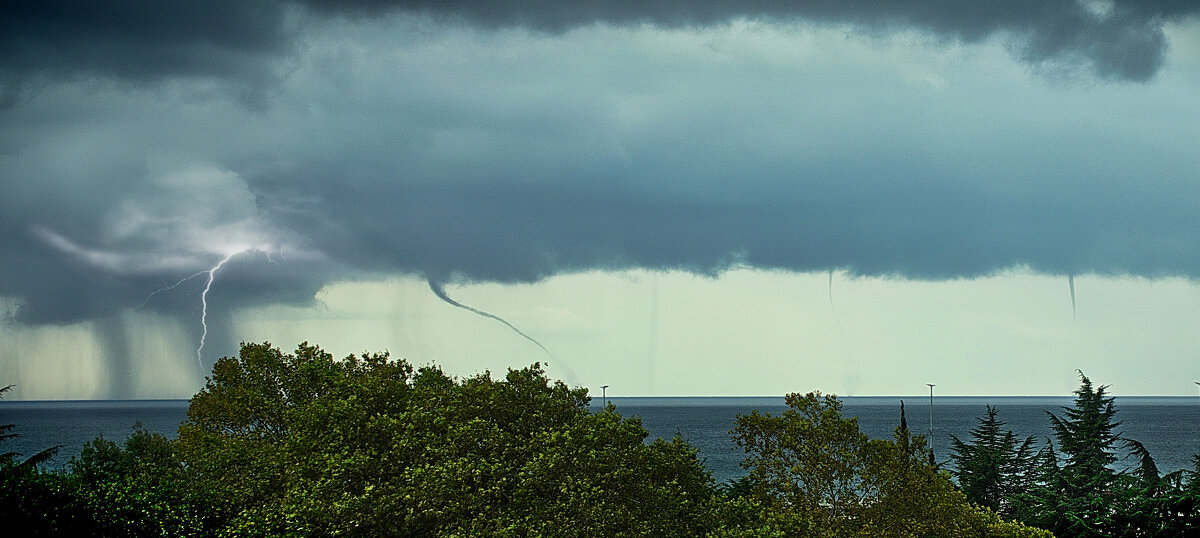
[1,384,95,535]
[68,423,221,536]
[1,384,61,470]
[716,475,756,499]
[0,464,94,536]
[949,405,1037,515]
[176,341,719,536]
[32,358,1200,536]
[731,392,869,521]
[1050,372,1122,484]
[1015,371,1127,536]
[730,392,1049,537]
[973,370,1200,537]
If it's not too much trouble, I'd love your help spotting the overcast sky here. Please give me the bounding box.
[2,1,1199,399]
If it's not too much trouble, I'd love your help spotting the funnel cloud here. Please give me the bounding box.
[428,280,578,384]
[1069,275,1078,321]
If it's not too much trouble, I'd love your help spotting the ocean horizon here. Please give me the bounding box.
[4,396,1198,485]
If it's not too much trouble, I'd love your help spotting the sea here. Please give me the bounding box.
[2,396,1197,485]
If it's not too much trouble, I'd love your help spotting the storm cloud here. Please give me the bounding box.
[369,0,1197,81]
[2,0,1199,356]
[3,0,1196,97]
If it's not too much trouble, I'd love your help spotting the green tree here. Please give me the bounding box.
[1051,372,1121,486]
[731,392,870,528]
[0,385,60,472]
[1099,439,1200,536]
[1,384,93,536]
[176,341,719,537]
[68,424,220,537]
[729,391,1049,537]
[949,405,1037,515]
[1016,371,1137,536]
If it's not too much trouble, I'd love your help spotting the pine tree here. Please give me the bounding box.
[1022,371,1124,536]
[949,405,1036,515]
[1050,371,1121,488]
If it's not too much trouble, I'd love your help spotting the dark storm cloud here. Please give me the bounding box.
[2,0,1199,334]
[293,176,1200,286]
[2,0,1196,99]
[326,0,1198,80]
[0,1,295,106]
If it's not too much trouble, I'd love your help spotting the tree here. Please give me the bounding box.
[729,391,1050,537]
[1,384,93,535]
[175,341,719,536]
[1051,372,1121,487]
[0,385,60,472]
[731,392,869,527]
[1017,371,1133,536]
[949,405,1037,515]
[69,424,221,536]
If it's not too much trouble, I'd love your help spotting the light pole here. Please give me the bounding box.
[1194,382,1199,453]
[927,383,936,465]
[601,385,609,408]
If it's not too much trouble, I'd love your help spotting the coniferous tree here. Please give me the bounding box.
[1006,441,1056,528]
[1021,371,1124,536]
[1051,372,1121,487]
[948,405,1036,516]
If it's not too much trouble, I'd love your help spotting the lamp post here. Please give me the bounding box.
[601,385,609,408]
[1194,382,1199,453]
[927,383,936,466]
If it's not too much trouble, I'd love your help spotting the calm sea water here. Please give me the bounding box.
[603,396,1200,484]
[3,397,1197,485]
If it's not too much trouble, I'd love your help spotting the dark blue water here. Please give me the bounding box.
[3,397,1197,485]
[599,396,1200,484]
[0,400,191,469]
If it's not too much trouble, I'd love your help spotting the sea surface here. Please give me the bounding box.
[3,396,1197,485]
[605,396,1200,484]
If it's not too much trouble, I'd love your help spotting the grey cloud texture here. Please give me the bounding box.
[0,1,293,106]
[2,0,1196,99]
[371,0,1196,81]
[2,1,1199,343]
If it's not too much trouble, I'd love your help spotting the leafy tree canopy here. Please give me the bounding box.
[730,391,1050,537]
[176,341,718,537]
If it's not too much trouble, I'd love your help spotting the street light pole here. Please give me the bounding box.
[927,383,936,466]
[1193,382,1199,454]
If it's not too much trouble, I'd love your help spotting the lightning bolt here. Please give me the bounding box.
[140,248,263,374]
[263,246,286,266]
[137,271,207,309]
[196,251,239,372]
[428,279,579,385]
